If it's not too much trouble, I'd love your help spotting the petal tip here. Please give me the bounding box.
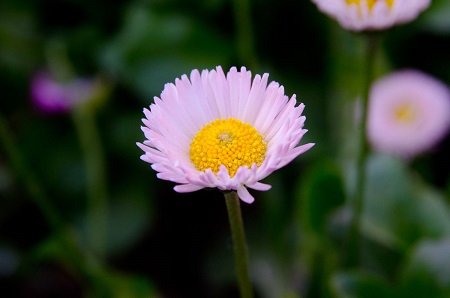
[237,186,255,204]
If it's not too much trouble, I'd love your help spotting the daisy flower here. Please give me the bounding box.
[311,0,431,31]
[137,66,314,203]
[367,70,450,158]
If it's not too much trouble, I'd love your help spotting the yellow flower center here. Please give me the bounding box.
[394,102,417,123]
[189,118,267,177]
[346,0,394,11]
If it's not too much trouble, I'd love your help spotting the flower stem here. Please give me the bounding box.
[224,191,253,298]
[73,107,108,260]
[232,0,257,69]
[347,33,379,267]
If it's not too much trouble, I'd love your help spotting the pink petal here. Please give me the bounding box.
[174,184,204,193]
[246,182,272,191]
[237,186,255,204]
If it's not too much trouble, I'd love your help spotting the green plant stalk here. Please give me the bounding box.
[232,0,257,69]
[0,114,59,229]
[73,107,108,260]
[225,191,253,298]
[346,33,379,267]
[0,111,94,279]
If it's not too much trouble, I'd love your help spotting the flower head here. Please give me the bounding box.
[137,66,314,203]
[367,70,450,158]
[311,0,430,31]
[31,71,98,113]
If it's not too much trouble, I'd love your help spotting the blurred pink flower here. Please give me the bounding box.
[367,70,450,158]
[311,0,430,31]
[31,71,96,113]
[137,66,314,203]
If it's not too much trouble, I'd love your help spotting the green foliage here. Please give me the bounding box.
[100,3,232,99]
[419,0,450,34]
[331,238,450,298]
[362,154,450,250]
[0,2,40,73]
[298,160,346,236]
[331,271,395,298]
[400,237,450,297]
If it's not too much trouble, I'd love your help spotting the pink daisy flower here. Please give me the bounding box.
[137,66,314,203]
[311,0,430,31]
[367,70,450,158]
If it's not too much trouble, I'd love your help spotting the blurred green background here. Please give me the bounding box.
[1,0,450,297]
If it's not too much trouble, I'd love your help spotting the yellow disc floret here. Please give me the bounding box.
[394,101,418,124]
[189,118,267,177]
[346,0,394,11]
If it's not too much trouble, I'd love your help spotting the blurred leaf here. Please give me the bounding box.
[25,233,158,297]
[107,111,145,161]
[89,269,158,298]
[76,177,153,257]
[99,4,232,100]
[297,160,346,236]
[259,170,292,257]
[332,267,448,298]
[294,161,346,298]
[0,3,40,73]
[19,116,86,214]
[0,245,20,277]
[331,271,394,298]
[399,237,450,297]
[419,0,450,34]
[251,253,303,298]
[105,182,153,256]
[362,154,450,250]
[397,279,448,298]
[24,232,79,271]
[28,235,61,260]
[413,187,450,238]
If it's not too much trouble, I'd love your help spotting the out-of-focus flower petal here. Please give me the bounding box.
[31,71,98,114]
[311,0,430,31]
[367,70,450,158]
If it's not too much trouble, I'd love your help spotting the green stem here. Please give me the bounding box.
[0,113,62,229]
[224,191,253,298]
[0,111,93,278]
[346,33,379,267]
[73,107,108,260]
[232,0,257,69]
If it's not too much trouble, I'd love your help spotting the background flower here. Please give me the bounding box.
[367,70,450,158]
[311,0,431,31]
[138,66,314,203]
[31,71,98,113]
